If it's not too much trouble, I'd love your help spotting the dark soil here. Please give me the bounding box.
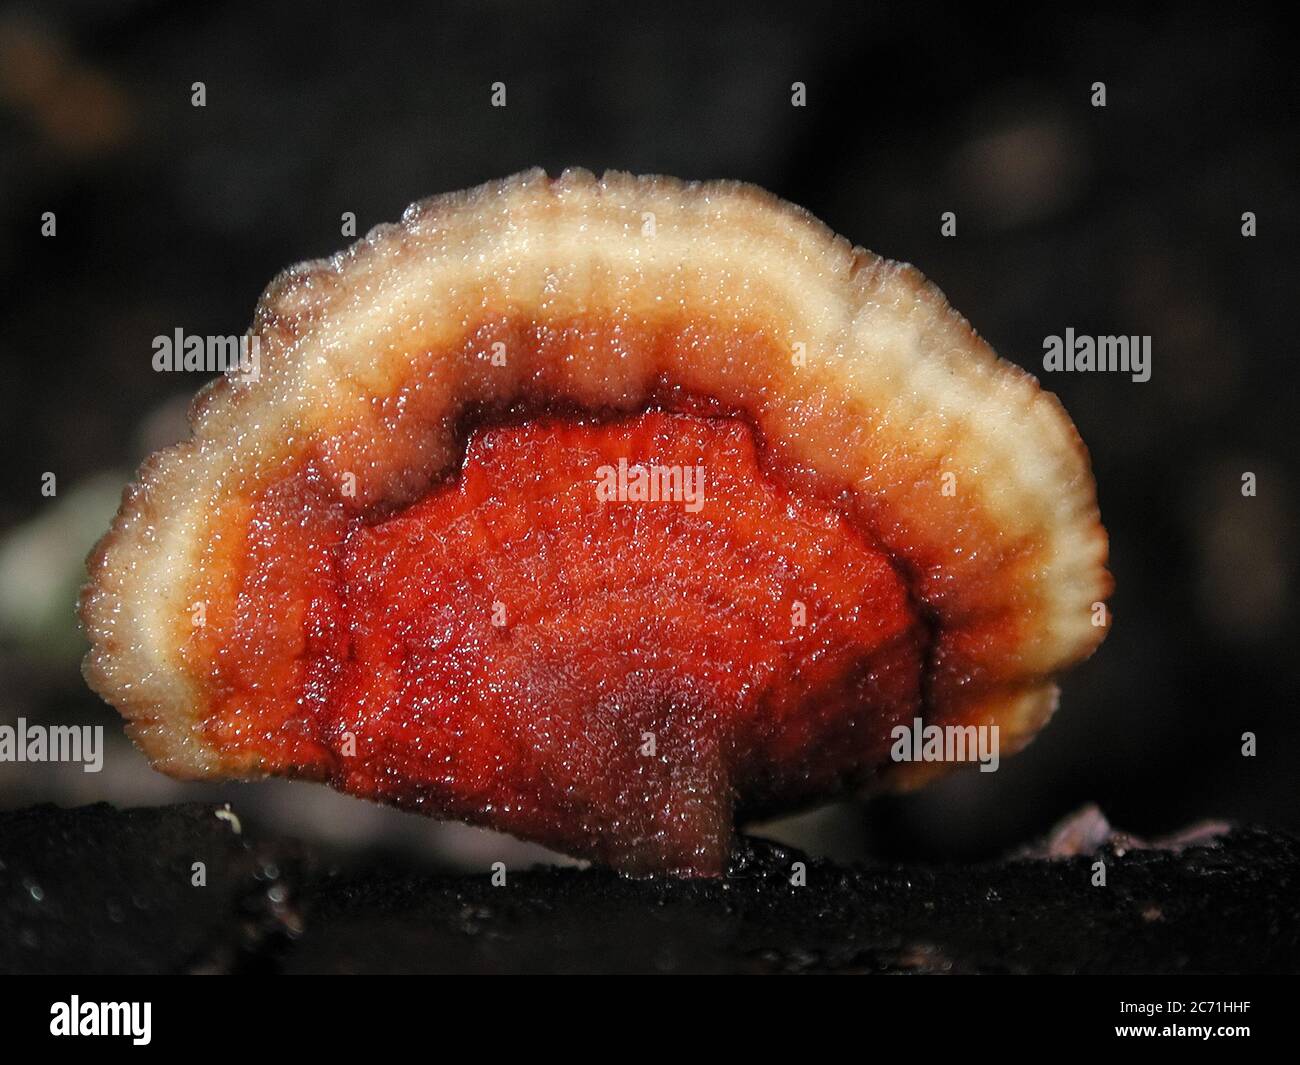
[2,802,1296,974]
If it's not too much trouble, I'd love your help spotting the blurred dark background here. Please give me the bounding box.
[0,1,1295,868]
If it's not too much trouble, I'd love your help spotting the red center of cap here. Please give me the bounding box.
[195,411,924,875]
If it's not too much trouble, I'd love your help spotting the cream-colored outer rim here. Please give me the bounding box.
[80,167,1110,786]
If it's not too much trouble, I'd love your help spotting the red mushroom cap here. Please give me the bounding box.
[81,169,1110,875]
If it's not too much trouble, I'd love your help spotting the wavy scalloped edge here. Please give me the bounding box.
[81,167,1110,787]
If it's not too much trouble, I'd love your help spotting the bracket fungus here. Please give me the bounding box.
[81,169,1110,877]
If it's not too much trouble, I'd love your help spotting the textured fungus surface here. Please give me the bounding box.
[81,169,1110,875]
